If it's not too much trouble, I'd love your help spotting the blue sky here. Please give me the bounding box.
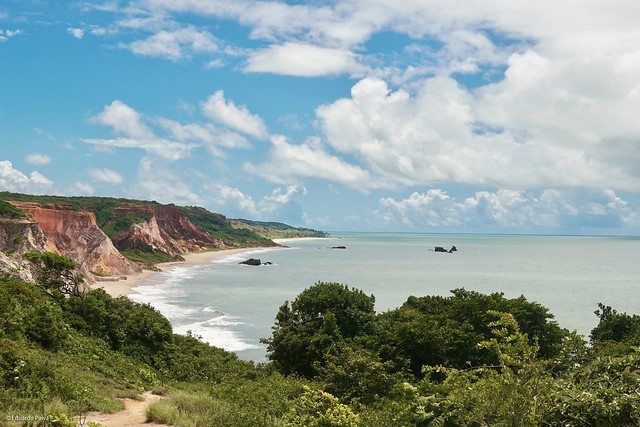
[2,0,640,235]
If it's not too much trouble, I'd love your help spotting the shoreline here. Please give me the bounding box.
[94,237,332,298]
[94,247,275,298]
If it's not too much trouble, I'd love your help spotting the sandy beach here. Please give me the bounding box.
[94,247,271,298]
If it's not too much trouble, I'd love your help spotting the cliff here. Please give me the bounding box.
[0,193,324,285]
[0,217,47,282]
[112,203,225,255]
[8,201,142,281]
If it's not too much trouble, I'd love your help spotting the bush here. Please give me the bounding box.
[263,282,376,378]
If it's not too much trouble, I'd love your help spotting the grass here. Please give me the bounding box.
[120,249,184,264]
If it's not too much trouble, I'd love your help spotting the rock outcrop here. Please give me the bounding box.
[112,203,225,255]
[9,202,141,281]
[0,218,48,282]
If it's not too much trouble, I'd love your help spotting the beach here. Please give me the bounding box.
[94,247,274,298]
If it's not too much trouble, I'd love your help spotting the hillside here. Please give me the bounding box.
[230,218,330,239]
[2,272,640,426]
[0,192,326,281]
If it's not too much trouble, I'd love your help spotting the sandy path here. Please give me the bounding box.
[85,391,170,427]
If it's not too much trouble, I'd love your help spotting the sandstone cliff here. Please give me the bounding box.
[112,203,225,255]
[9,202,142,281]
[0,217,47,282]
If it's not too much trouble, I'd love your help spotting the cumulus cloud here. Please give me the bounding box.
[202,90,269,139]
[85,91,268,163]
[0,160,52,192]
[25,154,51,165]
[208,182,306,220]
[88,168,124,184]
[378,188,638,231]
[245,135,373,189]
[92,100,154,139]
[311,75,640,191]
[245,42,365,77]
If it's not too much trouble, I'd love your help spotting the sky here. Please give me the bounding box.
[2,0,640,235]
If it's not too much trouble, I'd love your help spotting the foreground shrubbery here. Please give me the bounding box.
[2,267,640,426]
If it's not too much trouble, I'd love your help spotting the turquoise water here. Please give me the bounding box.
[130,232,640,361]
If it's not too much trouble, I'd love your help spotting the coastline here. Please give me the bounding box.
[94,237,331,298]
[94,247,272,298]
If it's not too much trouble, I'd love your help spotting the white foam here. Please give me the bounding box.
[130,267,199,320]
[173,320,260,352]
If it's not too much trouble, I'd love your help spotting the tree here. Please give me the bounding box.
[366,289,566,377]
[591,303,640,346]
[315,345,403,405]
[24,252,84,299]
[262,282,376,378]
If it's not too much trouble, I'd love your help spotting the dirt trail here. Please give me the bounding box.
[85,391,171,427]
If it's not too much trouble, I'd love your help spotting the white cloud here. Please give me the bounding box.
[130,156,202,205]
[378,188,638,231]
[25,153,51,165]
[73,182,95,195]
[245,135,373,189]
[202,90,269,139]
[211,184,260,218]
[88,168,124,184]
[245,42,365,77]
[313,75,640,191]
[257,185,306,214]
[67,27,84,39]
[208,182,306,220]
[92,100,154,139]
[0,160,53,192]
[0,29,22,42]
[127,26,218,61]
[82,137,194,161]
[86,101,196,160]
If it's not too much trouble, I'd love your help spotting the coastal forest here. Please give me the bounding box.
[1,264,640,426]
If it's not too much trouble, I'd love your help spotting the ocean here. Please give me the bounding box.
[129,232,640,362]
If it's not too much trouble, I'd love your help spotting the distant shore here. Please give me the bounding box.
[94,247,274,298]
[95,237,330,298]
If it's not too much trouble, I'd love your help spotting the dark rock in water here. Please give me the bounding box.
[331,246,347,249]
[435,246,458,253]
[239,258,261,266]
[263,261,273,265]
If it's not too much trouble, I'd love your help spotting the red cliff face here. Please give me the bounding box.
[112,203,225,254]
[9,202,142,280]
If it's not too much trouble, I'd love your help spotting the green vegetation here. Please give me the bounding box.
[0,200,28,219]
[0,193,329,268]
[179,206,276,247]
[233,218,330,239]
[0,192,155,236]
[2,262,640,426]
[119,249,184,264]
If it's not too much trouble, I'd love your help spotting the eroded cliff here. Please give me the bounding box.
[0,217,47,282]
[112,203,225,255]
[9,202,142,281]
